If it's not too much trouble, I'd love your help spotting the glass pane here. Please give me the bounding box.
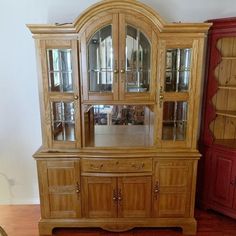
[47,49,73,92]
[88,25,113,92]
[165,48,191,92]
[51,101,75,141]
[126,25,150,92]
[162,101,188,141]
[84,105,154,147]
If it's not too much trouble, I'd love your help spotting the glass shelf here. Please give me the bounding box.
[221,57,236,60]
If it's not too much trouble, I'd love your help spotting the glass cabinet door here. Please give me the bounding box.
[82,13,156,102]
[87,25,113,93]
[162,101,188,141]
[47,49,73,92]
[125,25,151,93]
[165,48,191,92]
[42,40,81,149]
[51,101,75,141]
[159,40,195,147]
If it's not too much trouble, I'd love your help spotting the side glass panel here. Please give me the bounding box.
[83,105,154,147]
[125,25,151,92]
[165,48,191,92]
[88,25,113,92]
[162,101,188,141]
[51,101,75,141]
[47,49,73,92]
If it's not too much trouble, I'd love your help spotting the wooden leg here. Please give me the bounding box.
[182,221,197,235]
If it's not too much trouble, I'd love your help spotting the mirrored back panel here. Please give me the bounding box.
[162,101,188,141]
[83,104,154,147]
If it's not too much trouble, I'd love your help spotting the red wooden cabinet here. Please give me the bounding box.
[210,151,236,209]
[199,17,236,219]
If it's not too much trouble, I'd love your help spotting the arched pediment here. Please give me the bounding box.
[27,0,211,35]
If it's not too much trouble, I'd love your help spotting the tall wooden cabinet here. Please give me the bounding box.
[199,17,236,219]
[28,0,210,235]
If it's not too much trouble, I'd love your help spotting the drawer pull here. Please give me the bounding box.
[154,181,159,200]
[113,189,117,201]
[118,189,122,204]
[76,182,80,194]
[131,162,145,169]
[90,163,104,170]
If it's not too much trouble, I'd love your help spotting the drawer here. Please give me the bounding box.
[81,158,152,173]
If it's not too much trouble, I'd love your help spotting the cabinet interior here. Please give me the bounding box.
[210,37,236,148]
[83,104,154,147]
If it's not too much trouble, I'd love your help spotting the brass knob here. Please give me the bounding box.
[76,182,80,194]
[120,69,125,73]
[113,190,117,201]
[114,69,118,74]
[74,95,79,100]
[159,95,164,100]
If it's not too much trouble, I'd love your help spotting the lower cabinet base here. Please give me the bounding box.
[38,217,197,235]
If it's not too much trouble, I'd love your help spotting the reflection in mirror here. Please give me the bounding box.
[162,101,188,141]
[165,48,191,92]
[51,101,75,141]
[88,25,113,92]
[126,25,151,92]
[47,49,73,92]
[84,105,154,147]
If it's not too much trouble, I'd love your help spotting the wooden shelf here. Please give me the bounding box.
[88,125,153,147]
[222,56,236,60]
[214,139,236,149]
[216,110,236,118]
[218,85,236,90]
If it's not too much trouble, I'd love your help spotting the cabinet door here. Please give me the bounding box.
[37,159,81,218]
[118,14,157,101]
[38,39,81,150]
[80,13,119,101]
[210,151,236,208]
[82,176,117,218]
[158,37,205,149]
[153,160,194,217]
[117,176,152,218]
[80,11,157,102]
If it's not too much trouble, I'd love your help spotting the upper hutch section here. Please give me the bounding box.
[28,0,210,151]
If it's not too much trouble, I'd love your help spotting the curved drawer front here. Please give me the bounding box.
[81,158,152,173]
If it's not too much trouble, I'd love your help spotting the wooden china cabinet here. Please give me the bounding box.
[27,0,210,235]
[199,18,236,219]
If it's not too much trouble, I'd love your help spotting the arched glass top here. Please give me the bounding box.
[88,25,113,93]
[125,25,151,92]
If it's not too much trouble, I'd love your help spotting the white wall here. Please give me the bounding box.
[0,0,236,204]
